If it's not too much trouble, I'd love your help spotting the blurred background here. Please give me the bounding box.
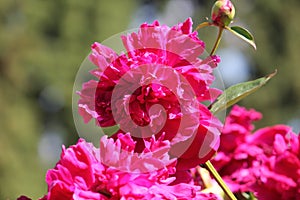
[0,0,299,199]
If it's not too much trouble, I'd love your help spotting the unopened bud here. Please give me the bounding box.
[211,0,235,27]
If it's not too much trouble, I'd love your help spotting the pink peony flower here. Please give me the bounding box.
[39,133,218,200]
[77,18,223,170]
[211,105,262,192]
[248,125,300,200]
[211,105,300,199]
[44,138,100,200]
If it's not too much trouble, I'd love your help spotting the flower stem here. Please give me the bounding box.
[195,21,211,31]
[204,161,237,200]
[210,26,224,55]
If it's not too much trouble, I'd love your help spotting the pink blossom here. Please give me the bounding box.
[77,18,223,170]
[212,105,300,199]
[44,138,100,200]
[212,105,262,178]
[248,125,300,200]
[39,133,218,199]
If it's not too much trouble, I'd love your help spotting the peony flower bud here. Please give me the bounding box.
[211,0,235,27]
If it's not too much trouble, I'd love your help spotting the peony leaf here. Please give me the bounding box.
[210,70,277,114]
[225,26,256,50]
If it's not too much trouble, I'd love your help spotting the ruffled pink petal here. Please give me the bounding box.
[89,42,118,76]
[249,125,293,147]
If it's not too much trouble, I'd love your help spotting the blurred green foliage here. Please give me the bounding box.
[0,0,299,199]
[243,0,300,128]
[0,0,136,199]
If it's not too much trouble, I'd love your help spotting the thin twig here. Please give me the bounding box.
[194,21,211,31]
[210,27,224,55]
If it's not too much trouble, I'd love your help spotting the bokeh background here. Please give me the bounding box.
[1,0,299,199]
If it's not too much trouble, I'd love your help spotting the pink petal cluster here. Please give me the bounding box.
[35,133,218,200]
[212,105,300,200]
[77,18,223,169]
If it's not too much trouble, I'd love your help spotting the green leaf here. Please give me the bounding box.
[210,70,277,114]
[225,26,256,50]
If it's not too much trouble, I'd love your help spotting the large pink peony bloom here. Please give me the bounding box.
[248,125,300,200]
[77,18,223,170]
[212,105,300,199]
[38,133,219,200]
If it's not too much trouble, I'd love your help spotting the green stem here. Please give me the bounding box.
[210,26,224,55]
[195,21,211,31]
[204,161,237,200]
